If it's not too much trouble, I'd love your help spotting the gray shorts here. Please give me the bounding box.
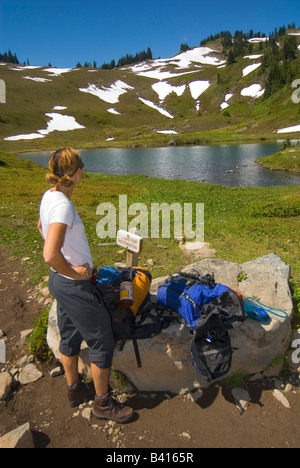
[48,270,115,369]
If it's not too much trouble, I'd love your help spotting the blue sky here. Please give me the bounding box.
[0,0,299,68]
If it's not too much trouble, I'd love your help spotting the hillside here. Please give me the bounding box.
[0,28,300,152]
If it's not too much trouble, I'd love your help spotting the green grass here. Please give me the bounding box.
[256,145,300,173]
[0,151,299,290]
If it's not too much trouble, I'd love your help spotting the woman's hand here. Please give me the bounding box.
[72,263,93,280]
[44,223,92,280]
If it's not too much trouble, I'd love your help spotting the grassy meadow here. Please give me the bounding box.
[0,150,299,292]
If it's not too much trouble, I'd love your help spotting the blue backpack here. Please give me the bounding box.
[157,271,246,382]
[157,272,230,328]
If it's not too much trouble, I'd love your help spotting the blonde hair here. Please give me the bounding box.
[46,148,82,187]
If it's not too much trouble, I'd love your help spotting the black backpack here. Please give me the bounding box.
[95,268,179,367]
[190,288,245,382]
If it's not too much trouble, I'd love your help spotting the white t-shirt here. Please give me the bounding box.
[39,189,93,272]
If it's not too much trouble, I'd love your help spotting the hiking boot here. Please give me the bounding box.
[92,388,134,423]
[67,378,95,407]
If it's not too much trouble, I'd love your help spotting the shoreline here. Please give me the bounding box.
[255,145,300,174]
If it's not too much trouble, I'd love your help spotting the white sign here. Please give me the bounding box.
[117,230,143,253]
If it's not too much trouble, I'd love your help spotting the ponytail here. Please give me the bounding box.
[46,148,82,187]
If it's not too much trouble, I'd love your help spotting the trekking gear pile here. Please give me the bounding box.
[157,271,246,382]
[95,266,179,368]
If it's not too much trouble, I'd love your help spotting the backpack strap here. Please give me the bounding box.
[176,271,215,288]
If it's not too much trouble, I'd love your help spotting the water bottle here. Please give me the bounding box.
[244,299,270,323]
[119,281,134,308]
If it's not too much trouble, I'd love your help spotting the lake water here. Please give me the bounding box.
[18,143,300,187]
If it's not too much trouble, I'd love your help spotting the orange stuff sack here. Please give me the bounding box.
[130,267,152,316]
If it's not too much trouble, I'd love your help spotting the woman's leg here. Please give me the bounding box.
[91,363,110,396]
[61,354,79,387]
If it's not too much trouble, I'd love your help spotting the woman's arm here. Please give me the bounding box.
[43,222,92,280]
[37,217,43,238]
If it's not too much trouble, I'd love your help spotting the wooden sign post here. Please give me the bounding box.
[117,229,143,267]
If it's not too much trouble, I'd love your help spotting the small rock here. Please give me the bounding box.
[50,366,63,378]
[232,388,251,411]
[82,407,92,421]
[18,364,43,385]
[0,372,13,400]
[17,355,28,367]
[20,329,33,342]
[41,287,50,297]
[188,389,204,402]
[272,389,291,408]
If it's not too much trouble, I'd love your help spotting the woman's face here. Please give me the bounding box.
[73,166,84,185]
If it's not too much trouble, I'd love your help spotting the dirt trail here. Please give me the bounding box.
[1,246,300,449]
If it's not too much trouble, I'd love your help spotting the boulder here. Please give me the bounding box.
[0,423,34,448]
[47,254,293,394]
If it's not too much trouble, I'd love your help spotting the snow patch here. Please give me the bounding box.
[152,82,186,101]
[79,80,134,104]
[241,84,265,98]
[23,76,52,82]
[244,54,263,59]
[136,68,195,81]
[107,108,121,115]
[225,93,233,101]
[4,112,85,141]
[242,63,261,77]
[189,80,210,99]
[43,67,78,76]
[138,98,173,118]
[277,124,300,133]
[171,47,226,68]
[37,113,85,135]
[248,37,268,43]
[132,47,225,81]
[4,133,45,141]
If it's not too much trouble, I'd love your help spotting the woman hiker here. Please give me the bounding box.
[38,147,133,423]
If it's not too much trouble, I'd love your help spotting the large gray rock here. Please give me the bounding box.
[47,254,293,394]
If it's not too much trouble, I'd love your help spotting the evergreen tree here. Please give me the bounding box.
[180,43,190,52]
[226,50,235,65]
[0,50,19,64]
